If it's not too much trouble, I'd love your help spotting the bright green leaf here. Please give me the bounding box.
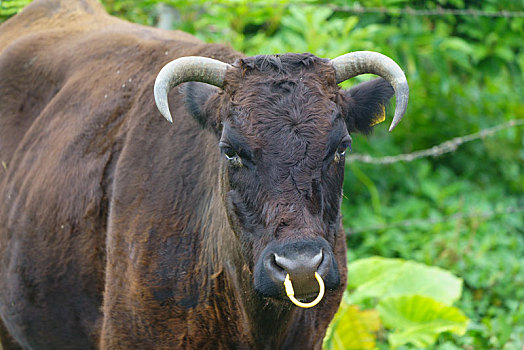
[347,256,463,305]
[324,294,381,350]
[377,294,469,349]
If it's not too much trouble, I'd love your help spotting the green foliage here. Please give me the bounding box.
[346,257,463,305]
[378,294,468,349]
[324,298,381,349]
[2,0,523,348]
[326,257,468,349]
[0,0,32,21]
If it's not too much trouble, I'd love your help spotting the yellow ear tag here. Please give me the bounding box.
[370,105,386,127]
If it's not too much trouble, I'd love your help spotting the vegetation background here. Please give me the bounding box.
[1,0,523,348]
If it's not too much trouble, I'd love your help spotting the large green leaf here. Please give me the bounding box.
[323,294,381,350]
[347,256,462,305]
[377,295,469,349]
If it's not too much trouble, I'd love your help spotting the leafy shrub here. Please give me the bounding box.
[324,257,469,349]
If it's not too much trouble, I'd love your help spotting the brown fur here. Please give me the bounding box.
[0,1,394,349]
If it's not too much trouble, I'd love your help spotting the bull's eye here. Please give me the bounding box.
[224,147,236,159]
[220,144,243,167]
[334,135,352,163]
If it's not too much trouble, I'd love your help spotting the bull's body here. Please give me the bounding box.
[0,0,408,349]
[0,1,344,348]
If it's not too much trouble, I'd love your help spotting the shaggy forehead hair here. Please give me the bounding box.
[223,53,342,158]
[235,53,332,76]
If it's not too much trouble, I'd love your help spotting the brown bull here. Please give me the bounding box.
[0,0,408,348]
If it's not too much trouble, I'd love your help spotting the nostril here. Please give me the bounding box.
[316,249,324,270]
[309,249,323,272]
[272,253,289,276]
[264,253,287,283]
[317,249,331,277]
[273,253,289,272]
[271,254,284,271]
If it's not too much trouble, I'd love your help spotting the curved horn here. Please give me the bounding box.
[154,56,232,122]
[330,51,409,131]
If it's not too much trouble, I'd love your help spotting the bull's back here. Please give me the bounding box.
[0,0,199,165]
[0,0,214,348]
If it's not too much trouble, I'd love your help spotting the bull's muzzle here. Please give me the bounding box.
[253,238,340,305]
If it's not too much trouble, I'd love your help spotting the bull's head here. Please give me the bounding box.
[154,52,408,305]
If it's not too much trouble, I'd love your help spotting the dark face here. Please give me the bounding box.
[182,53,395,302]
[218,55,348,301]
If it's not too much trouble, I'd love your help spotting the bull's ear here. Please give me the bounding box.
[340,78,394,134]
[181,82,221,133]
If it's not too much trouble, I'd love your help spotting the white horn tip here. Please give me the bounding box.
[388,81,409,132]
[388,118,400,132]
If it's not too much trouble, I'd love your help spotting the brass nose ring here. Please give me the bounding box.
[283,272,325,308]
